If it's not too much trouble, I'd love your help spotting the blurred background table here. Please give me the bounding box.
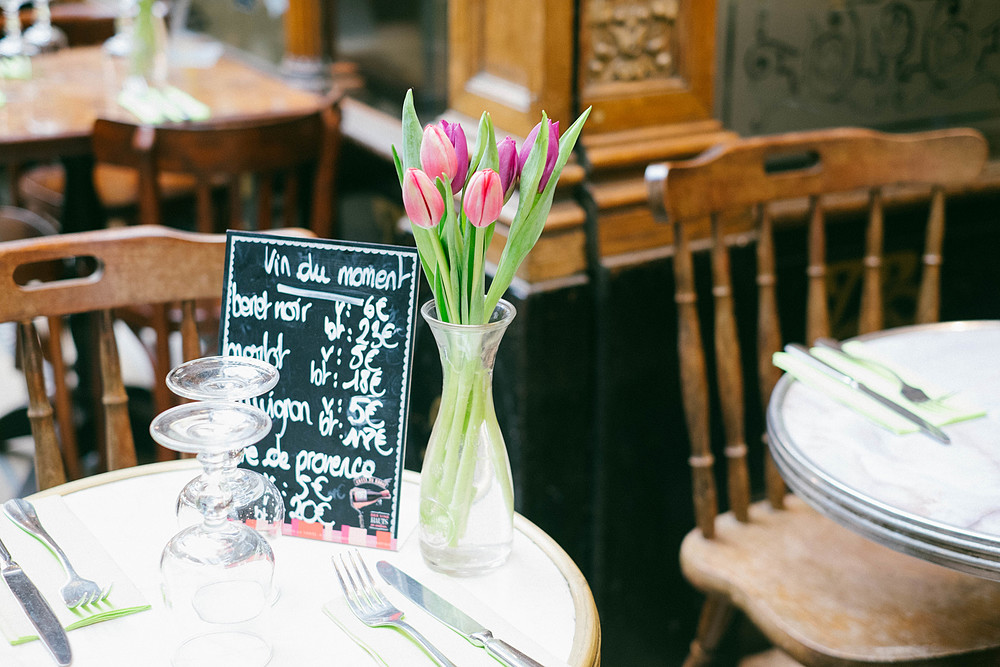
[0,45,326,234]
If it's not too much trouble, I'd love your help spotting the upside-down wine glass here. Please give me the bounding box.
[23,0,67,53]
[152,401,275,667]
[0,0,38,57]
[102,0,136,58]
[167,356,285,541]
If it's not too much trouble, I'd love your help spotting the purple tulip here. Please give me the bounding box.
[518,119,560,192]
[440,120,469,194]
[420,124,458,186]
[464,169,503,228]
[497,136,519,201]
[402,168,445,228]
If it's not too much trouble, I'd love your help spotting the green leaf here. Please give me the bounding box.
[483,107,591,313]
[432,269,451,323]
[472,113,499,174]
[401,89,423,171]
[468,112,492,180]
[410,226,438,288]
[391,145,404,188]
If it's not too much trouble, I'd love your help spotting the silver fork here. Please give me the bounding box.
[332,551,457,667]
[3,499,110,608]
[815,337,938,404]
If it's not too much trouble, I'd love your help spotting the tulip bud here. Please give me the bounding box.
[518,119,560,193]
[497,136,519,202]
[402,168,445,228]
[420,124,458,186]
[440,120,469,194]
[464,169,503,228]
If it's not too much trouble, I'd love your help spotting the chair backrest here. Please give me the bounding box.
[91,96,342,238]
[0,225,234,489]
[644,127,988,538]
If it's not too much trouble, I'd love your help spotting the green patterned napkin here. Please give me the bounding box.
[0,496,149,645]
[773,342,985,435]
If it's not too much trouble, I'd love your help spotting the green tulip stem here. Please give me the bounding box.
[420,318,509,549]
[427,228,459,322]
[470,225,487,324]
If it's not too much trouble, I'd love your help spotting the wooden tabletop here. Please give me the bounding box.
[0,45,324,161]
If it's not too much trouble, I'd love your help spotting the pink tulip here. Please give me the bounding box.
[420,124,458,185]
[464,169,503,228]
[518,119,560,192]
[497,136,519,201]
[402,168,445,228]
[440,120,469,194]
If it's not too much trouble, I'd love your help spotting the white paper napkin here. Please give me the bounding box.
[321,563,569,667]
[0,496,149,645]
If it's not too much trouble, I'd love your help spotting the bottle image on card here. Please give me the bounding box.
[349,486,391,529]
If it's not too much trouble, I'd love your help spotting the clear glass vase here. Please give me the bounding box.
[419,299,516,576]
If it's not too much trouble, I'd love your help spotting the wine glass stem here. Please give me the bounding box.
[196,451,232,529]
[34,0,50,29]
[4,3,22,41]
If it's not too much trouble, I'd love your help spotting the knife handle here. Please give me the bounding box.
[473,630,545,667]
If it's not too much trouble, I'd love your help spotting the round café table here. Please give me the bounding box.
[767,320,1000,580]
[1,460,600,666]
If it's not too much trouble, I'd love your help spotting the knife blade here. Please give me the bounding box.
[784,343,950,445]
[0,536,71,665]
[377,561,545,667]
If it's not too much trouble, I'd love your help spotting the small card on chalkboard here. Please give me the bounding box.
[219,231,421,550]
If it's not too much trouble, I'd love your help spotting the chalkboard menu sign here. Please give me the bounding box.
[219,231,421,550]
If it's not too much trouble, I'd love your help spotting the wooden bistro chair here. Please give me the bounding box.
[644,127,1000,666]
[89,96,341,237]
[0,226,243,489]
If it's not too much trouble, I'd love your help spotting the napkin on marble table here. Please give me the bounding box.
[773,342,985,435]
[0,496,149,646]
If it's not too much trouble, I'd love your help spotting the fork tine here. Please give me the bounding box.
[332,554,363,616]
[352,550,389,607]
[348,551,377,610]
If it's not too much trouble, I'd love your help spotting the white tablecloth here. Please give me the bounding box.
[1,462,579,666]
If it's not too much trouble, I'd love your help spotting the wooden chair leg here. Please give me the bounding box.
[684,593,735,667]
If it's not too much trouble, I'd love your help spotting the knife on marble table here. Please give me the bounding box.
[784,343,950,445]
[377,561,545,667]
[0,536,72,665]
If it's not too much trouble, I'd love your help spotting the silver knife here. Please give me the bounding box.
[784,343,950,444]
[0,536,72,665]
[377,561,546,667]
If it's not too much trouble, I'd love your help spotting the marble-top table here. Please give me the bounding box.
[767,321,1000,580]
